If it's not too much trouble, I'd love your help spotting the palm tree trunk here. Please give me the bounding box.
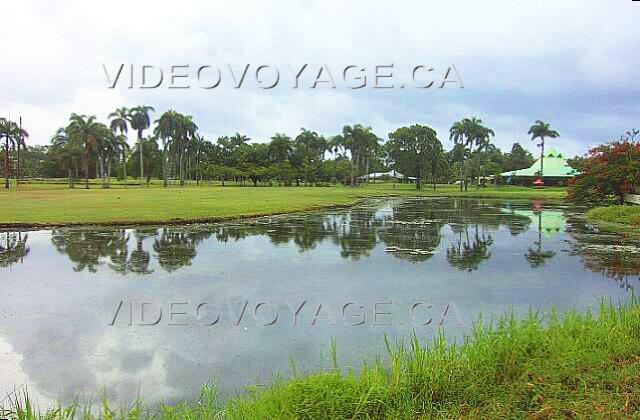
[350,152,356,186]
[540,139,545,179]
[85,159,89,189]
[179,152,185,186]
[68,168,73,189]
[16,141,20,187]
[4,138,10,189]
[459,158,464,192]
[433,168,437,190]
[99,155,105,188]
[476,152,481,189]
[162,147,168,187]
[107,158,112,187]
[138,130,144,186]
[364,157,369,184]
[123,151,127,188]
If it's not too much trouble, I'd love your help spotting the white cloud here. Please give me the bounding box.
[1,0,639,156]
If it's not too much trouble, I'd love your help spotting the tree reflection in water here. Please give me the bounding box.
[447,225,493,271]
[51,229,130,273]
[28,198,639,288]
[0,231,30,268]
[566,218,640,290]
[128,229,155,274]
[525,211,557,268]
[153,228,211,272]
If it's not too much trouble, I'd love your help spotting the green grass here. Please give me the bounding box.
[587,205,640,233]
[0,182,566,227]
[3,298,639,419]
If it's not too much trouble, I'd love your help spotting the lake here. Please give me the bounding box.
[1,197,638,407]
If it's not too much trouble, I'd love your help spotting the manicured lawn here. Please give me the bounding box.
[0,182,566,227]
[5,299,639,419]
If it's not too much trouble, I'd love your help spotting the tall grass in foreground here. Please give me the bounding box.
[3,298,639,419]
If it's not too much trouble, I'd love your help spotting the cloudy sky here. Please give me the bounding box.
[1,0,639,157]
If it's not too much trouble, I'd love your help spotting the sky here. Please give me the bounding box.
[1,0,639,158]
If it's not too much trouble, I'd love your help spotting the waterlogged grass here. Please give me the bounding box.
[0,183,565,226]
[587,205,640,233]
[3,298,639,419]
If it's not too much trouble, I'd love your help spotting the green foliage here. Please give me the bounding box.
[448,117,495,188]
[568,132,640,206]
[388,124,442,190]
[504,143,535,171]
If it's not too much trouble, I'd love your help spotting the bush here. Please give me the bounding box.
[568,134,640,206]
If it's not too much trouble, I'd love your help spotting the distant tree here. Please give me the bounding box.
[528,121,559,177]
[15,119,28,186]
[294,128,327,185]
[504,143,535,171]
[568,131,640,205]
[49,127,81,187]
[129,105,155,184]
[388,124,441,190]
[66,114,102,189]
[109,107,130,187]
[268,133,293,164]
[332,124,380,186]
[450,117,493,190]
[425,142,448,189]
[114,134,129,186]
[567,155,586,172]
[0,118,29,189]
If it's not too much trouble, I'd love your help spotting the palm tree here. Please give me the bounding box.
[154,110,197,186]
[336,124,378,186]
[294,128,327,186]
[109,107,130,187]
[474,125,495,188]
[66,114,102,189]
[129,105,155,185]
[51,127,84,188]
[173,114,198,186]
[154,110,179,187]
[268,134,293,164]
[449,120,471,191]
[528,120,559,178]
[427,147,448,190]
[115,134,129,187]
[1,118,14,189]
[449,117,493,189]
[15,118,28,187]
[0,118,28,189]
[94,124,116,188]
[187,133,208,183]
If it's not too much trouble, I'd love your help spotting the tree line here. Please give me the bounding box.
[2,107,562,190]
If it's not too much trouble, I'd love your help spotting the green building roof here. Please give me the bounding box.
[500,148,579,178]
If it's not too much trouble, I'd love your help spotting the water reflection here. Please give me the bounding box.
[153,228,211,272]
[0,231,30,267]
[1,198,639,408]
[566,220,640,289]
[446,225,493,271]
[3,199,640,283]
